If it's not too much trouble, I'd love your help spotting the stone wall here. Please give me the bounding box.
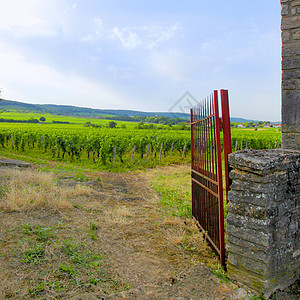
[281,0,300,150]
[227,149,300,298]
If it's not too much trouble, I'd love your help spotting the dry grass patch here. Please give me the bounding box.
[102,206,134,225]
[0,168,92,211]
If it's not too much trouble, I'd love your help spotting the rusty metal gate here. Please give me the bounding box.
[190,90,232,266]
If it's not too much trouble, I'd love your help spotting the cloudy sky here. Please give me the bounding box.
[0,0,281,121]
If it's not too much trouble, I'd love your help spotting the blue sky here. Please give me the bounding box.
[0,0,281,121]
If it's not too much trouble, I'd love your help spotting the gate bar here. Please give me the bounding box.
[213,90,225,266]
[220,90,232,202]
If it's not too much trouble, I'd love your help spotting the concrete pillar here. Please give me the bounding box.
[281,0,300,150]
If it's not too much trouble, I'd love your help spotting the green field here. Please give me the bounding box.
[0,110,137,127]
[0,111,281,171]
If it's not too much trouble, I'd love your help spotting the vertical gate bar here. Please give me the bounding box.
[220,89,232,203]
[191,108,194,170]
[191,108,194,216]
[205,97,209,176]
[213,90,225,266]
[212,94,218,182]
[200,103,203,171]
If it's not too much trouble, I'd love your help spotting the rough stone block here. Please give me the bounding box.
[228,150,300,175]
[228,200,274,220]
[227,224,270,247]
[228,264,266,293]
[292,6,300,14]
[282,132,300,151]
[282,57,300,69]
[293,29,300,39]
[282,29,291,42]
[227,237,269,261]
[229,252,269,276]
[291,0,300,6]
[282,3,290,15]
[282,78,300,89]
[282,15,300,29]
[228,189,273,207]
[227,213,271,233]
[282,90,300,135]
[282,41,300,56]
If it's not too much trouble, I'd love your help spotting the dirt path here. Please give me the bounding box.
[64,170,243,299]
[0,164,245,299]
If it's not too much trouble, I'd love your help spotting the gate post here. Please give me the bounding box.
[227,149,300,298]
[213,91,225,266]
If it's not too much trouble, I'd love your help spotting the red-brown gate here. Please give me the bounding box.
[190,90,231,266]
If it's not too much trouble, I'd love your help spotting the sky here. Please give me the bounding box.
[0,0,281,121]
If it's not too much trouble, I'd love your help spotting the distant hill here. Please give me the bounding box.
[0,98,278,123]
[0,99,189,119]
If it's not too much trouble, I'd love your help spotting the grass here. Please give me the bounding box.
[147,165,192,218]
[0,159,281,299]
[0,168,92,211]
[2,219,127,298]
[0,145,191,173]
[0,110,135,127]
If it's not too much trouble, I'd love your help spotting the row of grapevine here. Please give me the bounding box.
[0,125,282,169]
[229,130,281,151]
[0,128,191,166]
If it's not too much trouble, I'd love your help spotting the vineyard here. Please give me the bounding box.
[0,123,281,170]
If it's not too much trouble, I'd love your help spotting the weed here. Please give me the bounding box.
[73,171,89,181]
[28,281,47,295]
[21,243,45,264]
[59,238,103,267]
[152,184,192,217]
[208,261,230,284]
[89,277,99,285]
[89,221,97,231]
[22,223,55,241]
[59,263,76,276]
[249,293,266,300]
[89,221,98,240]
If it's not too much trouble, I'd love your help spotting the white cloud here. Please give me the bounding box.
[144,22,182,49]
[0,42,130,108]
[111,27,142,50]
[149,49,188,81]
[81,18,104,42]
[0,0,72,37]
[111,22,182,51]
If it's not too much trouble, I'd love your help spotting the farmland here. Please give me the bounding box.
[0,113,285,299]
[0,117,281,171]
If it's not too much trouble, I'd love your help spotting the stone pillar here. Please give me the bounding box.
[281,0,300,150]
[227,149,300,298]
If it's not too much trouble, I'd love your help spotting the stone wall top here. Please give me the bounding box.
[228,149,300,175]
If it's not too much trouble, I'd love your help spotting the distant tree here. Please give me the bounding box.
[108,121,117,128]
[39,116,46,123]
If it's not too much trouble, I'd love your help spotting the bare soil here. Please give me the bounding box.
[0,164,242,299]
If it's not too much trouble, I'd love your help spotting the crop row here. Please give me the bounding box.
[0,127,281,167]
[0,128,191,165]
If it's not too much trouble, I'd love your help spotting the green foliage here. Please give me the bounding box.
[59,263,76,275]
[108,121,117,128]
[21,243,45,264]
[151,172,192,218]
[89,222,98,240]
[22,223,55,241]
